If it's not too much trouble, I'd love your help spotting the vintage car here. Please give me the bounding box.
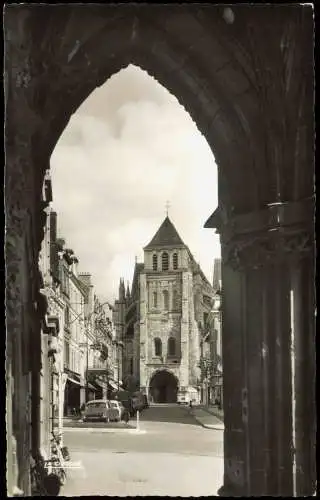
[82,400,119,422]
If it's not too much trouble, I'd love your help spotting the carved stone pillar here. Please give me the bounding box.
[290,249,316,495]
[206,198,314,497]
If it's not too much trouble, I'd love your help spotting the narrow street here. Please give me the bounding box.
[60,404,224,496]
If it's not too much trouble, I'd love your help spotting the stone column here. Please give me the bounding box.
[290,253,316,495]
[212,199,315,497]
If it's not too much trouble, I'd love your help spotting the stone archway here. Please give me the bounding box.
[149,370,178,404]
[4,5,315,497]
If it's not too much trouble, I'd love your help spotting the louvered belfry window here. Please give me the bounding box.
[173,253,178,270]
[153,254,158,271]
[162,252,169,271]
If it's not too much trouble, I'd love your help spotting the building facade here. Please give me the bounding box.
[38,178,66,452]
[199,258,223,406]
[78,274,123,400]
[118,216,215,403]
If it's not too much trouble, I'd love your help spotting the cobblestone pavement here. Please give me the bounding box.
[60,403,224,496]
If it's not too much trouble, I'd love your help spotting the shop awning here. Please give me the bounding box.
[67,376,81,386]
[108,380,118,390]
[93,379,106,389]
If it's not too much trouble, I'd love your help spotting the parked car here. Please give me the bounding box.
[177,390,190,405]
[82,400,112,422]
[109,400,127,422]
[111,390,135,417]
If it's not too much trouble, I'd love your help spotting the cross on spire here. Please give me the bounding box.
[165,200,171,216]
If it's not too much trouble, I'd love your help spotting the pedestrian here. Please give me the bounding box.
[189,400,193,409]
[123,409,130,424]
[80,403,85,417]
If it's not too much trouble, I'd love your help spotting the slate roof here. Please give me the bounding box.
[144,216,186,249]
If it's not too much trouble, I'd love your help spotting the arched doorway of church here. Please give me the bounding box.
[149,371,178,404]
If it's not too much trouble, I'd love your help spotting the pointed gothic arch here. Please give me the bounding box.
[4,5,315,497]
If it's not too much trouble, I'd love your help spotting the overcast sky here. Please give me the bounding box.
[50,64,220,303]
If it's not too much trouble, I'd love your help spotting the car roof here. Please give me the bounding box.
[86,399,108,404]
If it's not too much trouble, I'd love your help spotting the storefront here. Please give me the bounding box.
[64,371,82,415]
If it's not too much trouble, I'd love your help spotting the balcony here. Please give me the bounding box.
[87,359,113,376]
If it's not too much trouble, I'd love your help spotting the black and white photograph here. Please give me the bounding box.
[4,3,316,497]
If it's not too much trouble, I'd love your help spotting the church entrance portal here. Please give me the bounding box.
[149,371,178,404]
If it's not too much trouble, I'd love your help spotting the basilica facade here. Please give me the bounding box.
[115,216,215,403]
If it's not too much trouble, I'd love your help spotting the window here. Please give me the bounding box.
[153,292,158,308]
[152,254,158,271]
[162,252,169,271]
[173,253,178,270]
[154,338,162,357]
[168,337,176,356]
[163,290,169,310]
[173,289,178,309]
[64,340,70,366]
[64,306,70,326]
[203,312,209,326]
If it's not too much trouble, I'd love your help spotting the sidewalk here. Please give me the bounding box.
[190,405,224,430]
[63,416,82,424]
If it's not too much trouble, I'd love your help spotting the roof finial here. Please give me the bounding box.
[165,200,171,216]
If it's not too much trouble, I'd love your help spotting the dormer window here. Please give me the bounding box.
[173,253,178,270]
[153,254,158,271]
[162,252,169,271]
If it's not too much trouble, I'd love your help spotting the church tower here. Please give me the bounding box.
[139,215,202,403]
